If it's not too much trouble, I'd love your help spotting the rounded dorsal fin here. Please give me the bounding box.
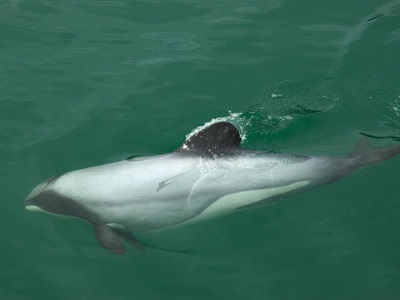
[176,122,241,157]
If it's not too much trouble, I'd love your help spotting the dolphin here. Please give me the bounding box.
[24,122,400,254]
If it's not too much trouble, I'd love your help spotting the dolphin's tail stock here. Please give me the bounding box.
[349,138,400,170]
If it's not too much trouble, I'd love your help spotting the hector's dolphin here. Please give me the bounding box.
[24,122,400,254]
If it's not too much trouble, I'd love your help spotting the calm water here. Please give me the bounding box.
[1,0,400,299]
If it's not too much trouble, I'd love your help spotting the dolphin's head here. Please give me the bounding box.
[24,177,96,222]
[24,177,63,215]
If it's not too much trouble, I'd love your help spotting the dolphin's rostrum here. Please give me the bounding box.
[24,122,400,254]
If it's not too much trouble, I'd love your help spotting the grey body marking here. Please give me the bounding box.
[156,170,192,192]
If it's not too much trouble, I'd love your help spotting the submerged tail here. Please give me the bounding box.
[349,138,400,169]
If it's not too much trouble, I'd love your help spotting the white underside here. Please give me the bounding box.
[179,180,309,226]
[25,205,76,219]
[25,205,45,212]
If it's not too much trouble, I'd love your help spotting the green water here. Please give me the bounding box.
[2,0,400,299]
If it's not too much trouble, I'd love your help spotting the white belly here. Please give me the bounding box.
[182,180,309,225]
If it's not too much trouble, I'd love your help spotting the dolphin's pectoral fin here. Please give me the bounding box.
[111,227,147,252]
[93,224,125,255]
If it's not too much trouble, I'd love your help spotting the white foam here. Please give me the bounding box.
[185,111,250,142]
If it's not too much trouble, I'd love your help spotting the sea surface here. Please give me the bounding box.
[1,0,400,299]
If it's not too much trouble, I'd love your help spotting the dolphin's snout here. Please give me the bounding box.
[24,177,55,208]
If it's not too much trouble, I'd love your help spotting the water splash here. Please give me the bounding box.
[244,80,339,133]
[185,111,250,142]
[186,80,339,145]
[384,95,400,130]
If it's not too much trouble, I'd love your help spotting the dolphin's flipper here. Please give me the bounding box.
[110,227,147,252]
[93,224,125,255]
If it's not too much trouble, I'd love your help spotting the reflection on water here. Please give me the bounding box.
[332,0,400,71]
